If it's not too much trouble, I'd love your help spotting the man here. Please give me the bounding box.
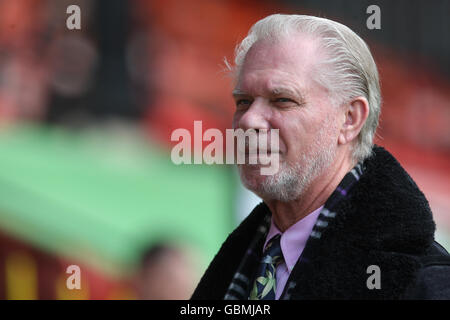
[192,14,450,299]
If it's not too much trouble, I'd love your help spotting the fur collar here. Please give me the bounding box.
[284,145,436,299]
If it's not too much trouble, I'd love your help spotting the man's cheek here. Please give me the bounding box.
[277,133,288,155]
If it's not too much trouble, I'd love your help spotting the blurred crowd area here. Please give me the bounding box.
[0,0,448,299]
[0,0,449,149]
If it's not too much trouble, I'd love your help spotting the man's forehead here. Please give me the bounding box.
[243,35,321,70]
[234,61,310,97]
[232,82,303,97]
[235,35,321,94]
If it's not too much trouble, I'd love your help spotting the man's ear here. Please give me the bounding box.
[338,96,369,145]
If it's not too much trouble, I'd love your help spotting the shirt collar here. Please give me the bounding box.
[264,205,323,272]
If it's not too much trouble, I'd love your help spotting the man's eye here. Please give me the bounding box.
[274,97,294,103]
[236,99,252,108]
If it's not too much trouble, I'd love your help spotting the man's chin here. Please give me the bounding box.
[238,164,268,191]
[238,162,303,202]
[239,173,284,202]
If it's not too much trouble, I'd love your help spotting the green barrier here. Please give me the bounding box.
[0,123,236,277]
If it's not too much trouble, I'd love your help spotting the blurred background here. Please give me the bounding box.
[0,0,448,299]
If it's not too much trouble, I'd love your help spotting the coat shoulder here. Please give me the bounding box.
[404,241,450,299]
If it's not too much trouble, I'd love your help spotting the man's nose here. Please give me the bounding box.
[237,98,270,131]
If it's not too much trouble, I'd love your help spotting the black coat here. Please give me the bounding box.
[192,146,450,299]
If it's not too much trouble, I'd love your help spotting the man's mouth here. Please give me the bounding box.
[244,148,279,155]
[243,141,279,153]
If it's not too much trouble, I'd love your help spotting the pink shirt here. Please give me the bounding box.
[263,205,323,299]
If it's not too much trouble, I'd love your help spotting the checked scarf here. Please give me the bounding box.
[224,162,365,300]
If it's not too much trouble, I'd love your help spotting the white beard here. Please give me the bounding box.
[238,118,337,202]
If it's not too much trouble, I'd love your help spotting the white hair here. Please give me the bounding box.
[230,14,381,162]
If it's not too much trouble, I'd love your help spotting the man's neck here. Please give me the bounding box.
[264,152,355,232]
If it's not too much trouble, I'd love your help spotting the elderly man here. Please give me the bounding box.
[192,14,450,300]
